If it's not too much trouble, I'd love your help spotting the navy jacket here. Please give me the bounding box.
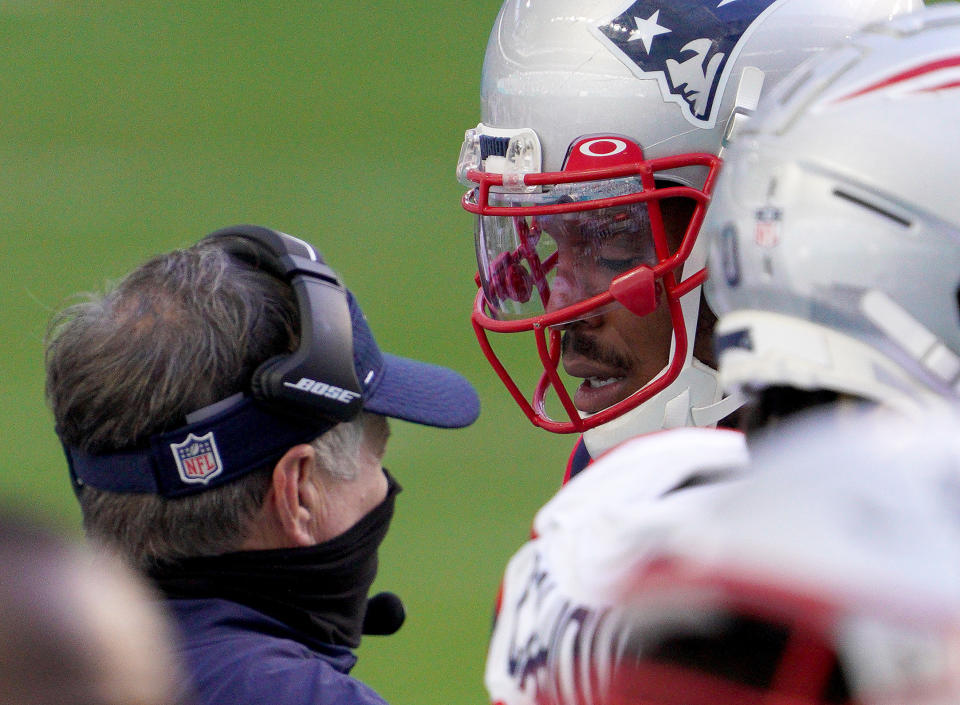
[563,436,593,484]
[167,597,388,705]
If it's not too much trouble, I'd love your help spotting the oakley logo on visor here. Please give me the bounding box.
[284,377,363,404]
[578,138,628,158]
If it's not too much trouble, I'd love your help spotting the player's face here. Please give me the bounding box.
[544,199,692,414]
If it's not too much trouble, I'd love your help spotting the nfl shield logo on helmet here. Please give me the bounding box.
[170,432,223,486]
[591,0,781,128]
[754,205,782,248]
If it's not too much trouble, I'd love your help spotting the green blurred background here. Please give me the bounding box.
[0,3,569,704]
[0,2,943,704]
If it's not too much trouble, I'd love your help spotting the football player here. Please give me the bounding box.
[532,411,960,705]
[456,0,922,479]
[461,3,939,704]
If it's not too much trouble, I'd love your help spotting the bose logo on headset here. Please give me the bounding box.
[284,377,362,404]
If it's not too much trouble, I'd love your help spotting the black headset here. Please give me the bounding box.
[202,225,364,423]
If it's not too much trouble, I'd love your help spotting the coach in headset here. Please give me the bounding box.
[44,226,481,705]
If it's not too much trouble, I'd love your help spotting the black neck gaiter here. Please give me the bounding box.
[149,472,401,649]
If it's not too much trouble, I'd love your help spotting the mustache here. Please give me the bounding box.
[561,329,631,372]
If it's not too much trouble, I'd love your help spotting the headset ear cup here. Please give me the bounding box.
[205,225,362,422]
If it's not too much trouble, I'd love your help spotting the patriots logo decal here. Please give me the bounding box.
[592,0,781,128]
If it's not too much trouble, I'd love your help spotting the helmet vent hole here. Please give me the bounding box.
[832,189,912,227]
[955,286,960,328]
[766,177,778,198]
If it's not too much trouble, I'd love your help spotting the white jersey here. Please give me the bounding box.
[485,427,749,705]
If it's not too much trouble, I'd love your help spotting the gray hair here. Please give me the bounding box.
[44,239,379,570]
[311,412,389,482]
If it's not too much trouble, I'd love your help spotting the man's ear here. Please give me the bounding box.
[268,444,321,548]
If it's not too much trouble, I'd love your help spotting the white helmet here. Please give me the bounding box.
[706,5,960,417]
[595,411,960,705]
[457,0,921,454]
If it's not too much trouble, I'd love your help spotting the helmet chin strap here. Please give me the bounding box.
[582,275,743,459]
[582,359,740,458]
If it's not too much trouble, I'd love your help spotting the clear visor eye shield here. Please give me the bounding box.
[457,124,720,433]
[63,225,480,498]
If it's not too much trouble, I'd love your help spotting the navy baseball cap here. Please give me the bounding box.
[63,285,480,498]
[346,290,480,428]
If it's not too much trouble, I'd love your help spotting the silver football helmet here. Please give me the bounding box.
[457,0,921,454]
[705,5,960,416]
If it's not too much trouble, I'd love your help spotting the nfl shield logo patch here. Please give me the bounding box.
[170,432,223,486]
[754,205,782,248]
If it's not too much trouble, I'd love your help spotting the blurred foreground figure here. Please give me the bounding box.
[705,4,960,424]
[543,412,960,705]
[0,513,184,705]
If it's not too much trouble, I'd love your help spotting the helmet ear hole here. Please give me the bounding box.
[660,196,698,254]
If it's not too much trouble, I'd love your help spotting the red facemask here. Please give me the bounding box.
[463,134,719,433]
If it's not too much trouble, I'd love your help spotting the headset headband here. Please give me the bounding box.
[66,225,367,497]
[62,225,481,497]
[204,225,364,423]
